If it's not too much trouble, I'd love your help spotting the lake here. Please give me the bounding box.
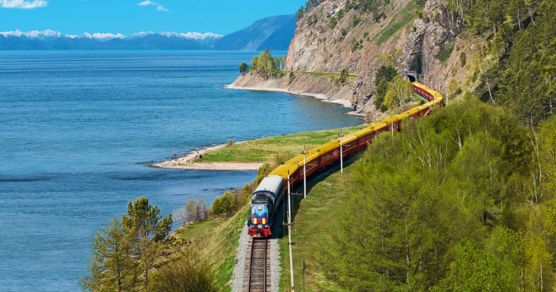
[0,51,360,291]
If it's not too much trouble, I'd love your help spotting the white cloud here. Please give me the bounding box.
[0,0,48,9]
[137,0,168,13]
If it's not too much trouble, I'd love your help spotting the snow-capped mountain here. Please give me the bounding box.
[0,15,295,50]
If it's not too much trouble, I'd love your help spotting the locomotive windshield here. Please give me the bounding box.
[252,192,270,205]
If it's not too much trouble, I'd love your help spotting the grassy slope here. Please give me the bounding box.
[201,125,365,163]
[279,162,357,291]
[374,1,419,45]
[174,207,249,291]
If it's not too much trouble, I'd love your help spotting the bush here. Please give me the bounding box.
[250,50,282,79]
[211,192,235,216]
[239,63,249,75]
[337,68,350,85]
[149,249,217,292]
[175,199,209,226]
[439,42,455,62]
[328,16,338,29]
[459,52,467,66]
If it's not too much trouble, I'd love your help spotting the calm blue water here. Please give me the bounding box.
[0,51,360,291]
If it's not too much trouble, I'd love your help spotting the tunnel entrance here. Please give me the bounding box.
[406,74,417,82]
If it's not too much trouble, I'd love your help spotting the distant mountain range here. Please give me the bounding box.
[0,15,295,50]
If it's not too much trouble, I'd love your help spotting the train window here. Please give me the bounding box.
[252,193,269,204]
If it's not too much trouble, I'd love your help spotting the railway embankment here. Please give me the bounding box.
[168,125,362,291]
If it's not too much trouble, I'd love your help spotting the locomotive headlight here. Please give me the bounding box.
[262,217,267,224]
[252,218,257,224]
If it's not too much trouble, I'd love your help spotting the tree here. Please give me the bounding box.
[433,241,518,291]
[383,76,412,109]
[123,197,172,290]
[337,68,350,85]
[374,65,397,111]
[239,63,249,75]
[82,218,136,292]
[325,100,532,290]
[250,50,281,79]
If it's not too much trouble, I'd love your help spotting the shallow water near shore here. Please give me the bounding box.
[0,51,360,291]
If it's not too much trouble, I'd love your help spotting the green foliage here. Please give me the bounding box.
[374,65,397,111]
[324,100,534,290]
[350,38,363,52]
[296,0,321,20]
[447,0,555,125]
[352,16,361,27]
[238,62,249,75]
[494,0,556,125]
[433,241,518,291]
[459,52,467,66]
[383,75,412,109]
[439,42,455,62]
[337,68,350,85]
[340,28,347,38]
[347,0,389,21]
[123,197,172,243]
[83,197,173,291]
[148,249,217,292]
[82,218,136,292]
[250,50,283,79]
[211,192,235,216]
[374,1,419,44]
[328,16,337,29]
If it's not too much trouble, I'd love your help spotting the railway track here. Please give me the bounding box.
[245,238,270,292]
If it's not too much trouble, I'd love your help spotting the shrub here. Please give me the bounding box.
[337,68,350,85]
[175,199,209,226]
[439,42,455,62]
[239,63,249,75]
[211,192,234,216]
[328,16,338,29]
[459,52,467,66]
[149,249,217,292]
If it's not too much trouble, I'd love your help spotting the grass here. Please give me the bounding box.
[174,207,249,291]
[279,161,357,291]
[374,1,419,45]
[201,125,366,163]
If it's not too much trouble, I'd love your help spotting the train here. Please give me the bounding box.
[247,82,445,237]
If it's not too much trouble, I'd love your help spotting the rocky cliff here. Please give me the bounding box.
[231,0,483,120]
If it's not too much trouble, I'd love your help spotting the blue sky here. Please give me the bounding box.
[0,0,306,35]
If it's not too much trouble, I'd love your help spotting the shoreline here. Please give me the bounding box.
[225,84,364,116]
[148,143,262,171]
[151,82,365,171]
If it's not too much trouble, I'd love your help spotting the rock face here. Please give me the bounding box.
[231,0,477,120]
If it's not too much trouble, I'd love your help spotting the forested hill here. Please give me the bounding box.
[267,0,556,290]
[236,0,555,121]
